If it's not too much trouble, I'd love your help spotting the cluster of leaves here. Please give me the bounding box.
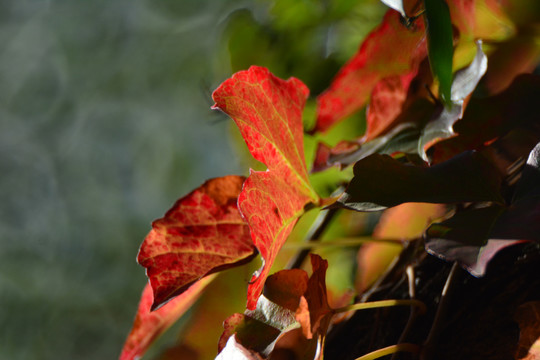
[121,0,540,359]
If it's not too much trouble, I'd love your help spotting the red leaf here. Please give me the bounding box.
[212,66,319,310]
[119,277,214,360]
[365,73,417,141]
[314,10,426,133]
[137,175,256,310]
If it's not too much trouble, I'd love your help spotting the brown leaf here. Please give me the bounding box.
[296,254,333,345]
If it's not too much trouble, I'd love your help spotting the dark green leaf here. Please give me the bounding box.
[426,142,540,276]
[429,74,540,164]
[332,150,503,212]
[424,0,453,104]
[426,232,527,277]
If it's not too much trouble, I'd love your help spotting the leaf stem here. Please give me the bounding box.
[334,299,427,315]
[354,343,420,360]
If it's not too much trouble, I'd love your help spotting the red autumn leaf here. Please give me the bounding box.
[119,277,214,360]
[212,66,319,310]
[364,72,417,141]
[137,175,256,310]
[314,10,426,133]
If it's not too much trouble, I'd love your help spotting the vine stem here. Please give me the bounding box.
[333,299,427,315]
[283,237,403,250]
[354,343,420,360]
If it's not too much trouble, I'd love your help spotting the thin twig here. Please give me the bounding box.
[355,343,420,360]
[361,240,421,302]
[283,237,403,250]
[421,262,460,360]
[391,266,420,360]
[287,207,338,269]
[334,299,426,315]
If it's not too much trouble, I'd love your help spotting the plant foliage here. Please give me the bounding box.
[121,0,540,359]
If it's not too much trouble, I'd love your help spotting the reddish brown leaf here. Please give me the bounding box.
[264,269,309,311]
[212,66,319,310]
[297,254,333,342]
[314,10,426,133]
[217,255,333,360]
[120,277,214,360]
[515,301,540,360]
[137,175,256,310]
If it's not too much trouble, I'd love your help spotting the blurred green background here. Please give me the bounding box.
[0,0,384,359]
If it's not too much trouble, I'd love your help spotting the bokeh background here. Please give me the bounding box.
[0,0,385,359]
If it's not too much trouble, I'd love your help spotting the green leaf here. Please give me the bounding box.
[424,0,454,104]
[419,40,487,160]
